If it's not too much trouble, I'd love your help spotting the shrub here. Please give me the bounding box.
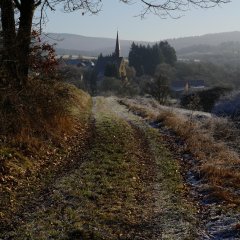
[30,30,58,78]
[97,77,139,97]
[58,66,85,90]
[145,64,175,104]
[212,91,240,119]
[0,78,91,141]
[181,87,231,112]
[98,77,122,95]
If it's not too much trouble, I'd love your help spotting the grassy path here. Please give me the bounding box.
[3,97,198,239]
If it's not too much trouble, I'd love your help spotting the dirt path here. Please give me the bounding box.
[2,97,198,239]
[97,97,199,239]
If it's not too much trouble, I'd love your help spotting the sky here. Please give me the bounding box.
[44,0,240,42]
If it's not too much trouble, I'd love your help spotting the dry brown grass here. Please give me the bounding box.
[121,98,240,204]
[0,78,92,225]
[202,117,240,154]
[157,111,240,204]
[2,80,86,132]
[118,99,156,120]
[1,78,91,145]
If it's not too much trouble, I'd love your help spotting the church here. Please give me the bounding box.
[94,32,127,80]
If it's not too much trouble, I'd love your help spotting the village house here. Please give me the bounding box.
[170,79,205,97]
[56,55,96,69]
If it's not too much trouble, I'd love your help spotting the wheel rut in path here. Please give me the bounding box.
[3,96,197,239]
[120,96,240,240]
[93,97,198,239]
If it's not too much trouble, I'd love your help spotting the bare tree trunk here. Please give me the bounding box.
[0,0,35,87]
[16,0,35,86]
[0,0,18,86]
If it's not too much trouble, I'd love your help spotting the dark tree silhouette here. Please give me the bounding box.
[146,63,175,103]
[128,41,176,76]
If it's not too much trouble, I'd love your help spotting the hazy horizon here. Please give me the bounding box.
[46,30,240,43]
[44,1,240,42]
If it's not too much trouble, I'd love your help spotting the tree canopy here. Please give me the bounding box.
[146,63,175,103]
[128,41,177,76]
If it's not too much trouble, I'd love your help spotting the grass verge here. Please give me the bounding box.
[0,79,92,232]
[120,98,240,205]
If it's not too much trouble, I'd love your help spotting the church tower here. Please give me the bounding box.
[114,31,120,58]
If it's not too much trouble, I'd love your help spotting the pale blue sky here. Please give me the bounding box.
[44,1,240,41]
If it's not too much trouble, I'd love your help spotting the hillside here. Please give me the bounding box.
[0,80,93,235]
[168,31,240,50]
[2,96,240,239]
[45,31,240,58]
[44,33,149,57]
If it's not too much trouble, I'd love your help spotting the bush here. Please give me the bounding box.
[58,66,85,90]
[98,77,122,94]
[212,91,240,119]
[146,64,175,104]
[181,87,231,112]
[0,78,91,140]
[98,77,139,97]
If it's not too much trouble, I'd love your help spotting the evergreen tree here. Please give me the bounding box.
[104,63,118,78]
[159,41,177,66]
[128,41,176,76]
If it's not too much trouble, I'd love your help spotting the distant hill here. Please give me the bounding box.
[44,31,240,58]
[168,31,240,50]
[44,33,148,57]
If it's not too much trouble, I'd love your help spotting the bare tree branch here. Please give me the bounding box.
[32,0,231,32]
[121,0,231,17]
[13,0,21,10]
[44,0,55,11]
[34,1,42,8]
[39,0,47,33]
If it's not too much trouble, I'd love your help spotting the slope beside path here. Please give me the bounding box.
[2,97,198,239]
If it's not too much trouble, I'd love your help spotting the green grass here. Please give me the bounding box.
[146,127,197,239]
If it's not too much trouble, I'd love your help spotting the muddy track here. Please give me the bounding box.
[2,97,198,239]
[94,97,198,239]
[123,123,162,239]
[91,97,165,239]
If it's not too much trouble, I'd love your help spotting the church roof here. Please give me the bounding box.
[115,31,120,58]
[94,56,123,76]
[94,31,124,78]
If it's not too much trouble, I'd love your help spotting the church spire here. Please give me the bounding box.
[115,31,120,58]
